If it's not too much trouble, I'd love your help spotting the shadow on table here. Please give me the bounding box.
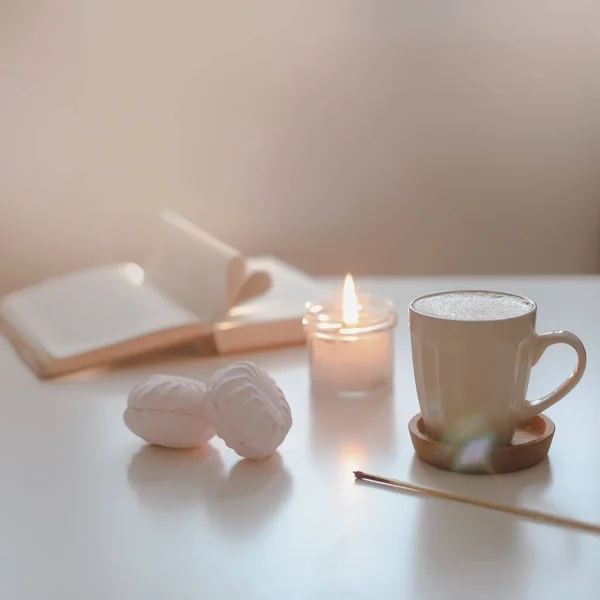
[406,456,555,599]
[127,444,224,511]
[409,455,559,523]
[354,455,564,598]
[204,453,293,538]
[309,386,397,460]
[128,445,292,537]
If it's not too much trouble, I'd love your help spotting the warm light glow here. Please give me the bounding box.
[342,273,359,326]
[338,443,366,480]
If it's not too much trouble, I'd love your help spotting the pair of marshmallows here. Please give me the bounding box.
[124,361,292,459]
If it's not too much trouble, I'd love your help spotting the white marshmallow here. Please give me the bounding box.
[202,361,292,459]
[124,374,215,448]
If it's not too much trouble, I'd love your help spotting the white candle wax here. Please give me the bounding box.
[303,275,396,392]
[309,329,393,391]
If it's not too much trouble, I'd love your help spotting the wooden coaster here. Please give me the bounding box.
[408,413,555,474]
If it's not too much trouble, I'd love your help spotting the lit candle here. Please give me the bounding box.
[303,274,397,392]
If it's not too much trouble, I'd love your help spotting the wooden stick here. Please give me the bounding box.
[354,470,600,535]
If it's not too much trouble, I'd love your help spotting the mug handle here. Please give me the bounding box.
[523,330,587,419]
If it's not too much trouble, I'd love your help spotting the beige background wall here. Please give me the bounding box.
[1,1,599,293]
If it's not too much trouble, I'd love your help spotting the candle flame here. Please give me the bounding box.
[342,273,359,326]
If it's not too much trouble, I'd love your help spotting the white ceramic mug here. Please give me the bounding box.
[409,290,587,446]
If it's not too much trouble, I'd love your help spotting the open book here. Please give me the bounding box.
[0,211,320,378]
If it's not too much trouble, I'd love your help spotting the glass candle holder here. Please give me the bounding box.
[303,294,397,392]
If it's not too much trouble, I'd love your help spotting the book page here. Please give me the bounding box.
[214,256,321,353]
[144,210,247,322]
[1,263,202,359]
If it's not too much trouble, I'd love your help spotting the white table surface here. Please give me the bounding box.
[1,276,600,600]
